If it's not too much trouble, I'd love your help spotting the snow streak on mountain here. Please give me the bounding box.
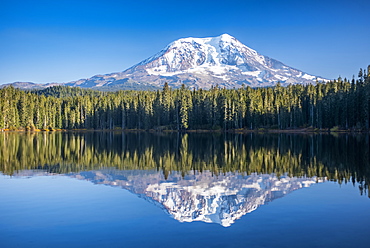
[65,34,327,89]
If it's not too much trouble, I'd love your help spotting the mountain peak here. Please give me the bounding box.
[168,33,239,48]
[218,33,236,41]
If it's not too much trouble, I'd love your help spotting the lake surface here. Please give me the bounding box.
[1,132,370,247]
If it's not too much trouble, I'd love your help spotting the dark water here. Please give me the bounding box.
[0,132,370,247]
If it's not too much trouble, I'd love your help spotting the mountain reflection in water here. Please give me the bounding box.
[2,131,370,226]
[2,132,370,247]
[14,169,324,227]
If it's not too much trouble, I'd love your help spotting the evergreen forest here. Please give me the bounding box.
[0,66,369,131]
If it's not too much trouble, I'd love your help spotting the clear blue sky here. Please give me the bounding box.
[1,0,369,84]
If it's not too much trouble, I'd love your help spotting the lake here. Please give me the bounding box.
[1,132,370,247]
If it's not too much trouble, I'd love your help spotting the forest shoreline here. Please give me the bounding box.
[1,67,370,132]
[1,127,368,134]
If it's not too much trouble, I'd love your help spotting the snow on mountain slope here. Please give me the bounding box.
[64,33,327,89]
[5,34,328,90]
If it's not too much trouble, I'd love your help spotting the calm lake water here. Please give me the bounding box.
[1,132,370,248]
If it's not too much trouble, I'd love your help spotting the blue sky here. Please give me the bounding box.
[1,0,369,84]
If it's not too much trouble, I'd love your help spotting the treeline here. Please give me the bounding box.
[1,132,369,196]
[1,66,369,131]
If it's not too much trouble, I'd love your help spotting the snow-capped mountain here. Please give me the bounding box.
[64,34,327,89]
[4,34,327,90]
[14,169,325,227]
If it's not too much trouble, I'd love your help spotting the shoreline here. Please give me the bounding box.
[0,127,368,134]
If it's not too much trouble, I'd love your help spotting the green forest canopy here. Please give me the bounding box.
[0,66,369,131]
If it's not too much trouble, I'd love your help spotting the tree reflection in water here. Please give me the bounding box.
[1,132,369,198]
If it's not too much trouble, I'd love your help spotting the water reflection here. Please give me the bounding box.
[0,132,369,194]
[2,131,370,226]
[13,169,325,227]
